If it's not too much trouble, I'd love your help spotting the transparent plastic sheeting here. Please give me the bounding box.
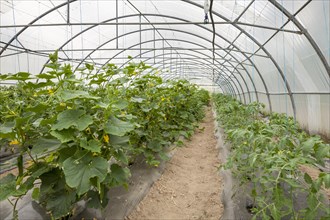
[0,0,329,137]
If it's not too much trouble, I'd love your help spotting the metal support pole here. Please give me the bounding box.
[116,0,118,49]
[153,28,156,64]
[162,40,164,65]
[67,0,70,24]
[139,15,141,58]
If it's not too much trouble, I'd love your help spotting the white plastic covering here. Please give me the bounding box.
[0,0,329,137]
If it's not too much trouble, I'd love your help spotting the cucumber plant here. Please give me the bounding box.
[0,51,210,219]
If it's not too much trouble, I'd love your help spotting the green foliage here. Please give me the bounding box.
[0,52,209,219]
[213,93,330,220]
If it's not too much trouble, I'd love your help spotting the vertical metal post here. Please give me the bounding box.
[116,0,118,49]
[67,0,70,24]
[162,40,164,66]
[180,57,182,78]
[139,15,141,58]
[176,54,178,77]
[170,49,172,74]
[153,28,156,64]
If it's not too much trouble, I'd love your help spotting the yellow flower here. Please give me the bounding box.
[48,88,54,95]
[60,102,66,107]
[85,127,91,134]
[103,134,110,143]
[33,93,38,97]
[161,97,166,102]
[9,139,20,145]
[67,106,72,109]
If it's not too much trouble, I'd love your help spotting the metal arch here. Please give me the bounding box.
[23,11,271,110]
[72,14,268,101]
[147,57,241,101]
[180,0,294,117]
[157,63,237,99]
[162,71,230,96]
[30,12,268,105]
[269,0,330,76]
[157,62,237,98]
[0,1,284,111]
[0,0,77,55]
[156,62,235,97]
[118,48,250,103]
[66,13,272,108]
[90,29,256,100]
[95,36,246,102]
[121,50,247,103]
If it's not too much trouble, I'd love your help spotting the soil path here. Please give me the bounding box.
[127,107,223,220]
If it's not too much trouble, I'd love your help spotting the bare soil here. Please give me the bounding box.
[127,107,223,220]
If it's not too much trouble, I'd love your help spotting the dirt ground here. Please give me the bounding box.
[127,107,224,220]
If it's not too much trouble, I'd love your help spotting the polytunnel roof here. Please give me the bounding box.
[0,0,329,119]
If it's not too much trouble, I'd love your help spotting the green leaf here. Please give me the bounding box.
[93,101,110,109]
[36,73,57,79]
[57,90,100,101]
[15,115,33,129]
[50,129,75,143]
[13,176,35,197]
[86,189,109,209]
[315,143,329,162]
[39,168,64,197]
[110,135,130,146]
[26,81,54,89]
[29,163,52,178]
[85,63,94,71]
[62,151,108,195]
[304,173,313,184]
[52,109,93,131]
[31,138,62,154]
[80,138,102,153]
[46,190,76,219]
[109,164,130,187]
[6,72,32,81]
[130,97,145,103]
[112,100,129,110]
[319,173,330,188]
[0,121,15,138]
[49,50,58,63]
[0,174,16,201]
[58,147,77,164]
[282,177,301,188]
[104,116,134,136]
[26,103,49,113]
[301,137,319,154]
[114,150,129,164]
[32,188,40,200]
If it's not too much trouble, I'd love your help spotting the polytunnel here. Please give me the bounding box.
[0,0,330,138]
[1,0,329,136]
[0,0,330,219]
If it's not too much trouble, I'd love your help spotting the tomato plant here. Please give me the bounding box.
[213,93,329,220]
[0,51,209,219]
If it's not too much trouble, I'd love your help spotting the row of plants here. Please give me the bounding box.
[0,51,210,219]
[213,93,329,220]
